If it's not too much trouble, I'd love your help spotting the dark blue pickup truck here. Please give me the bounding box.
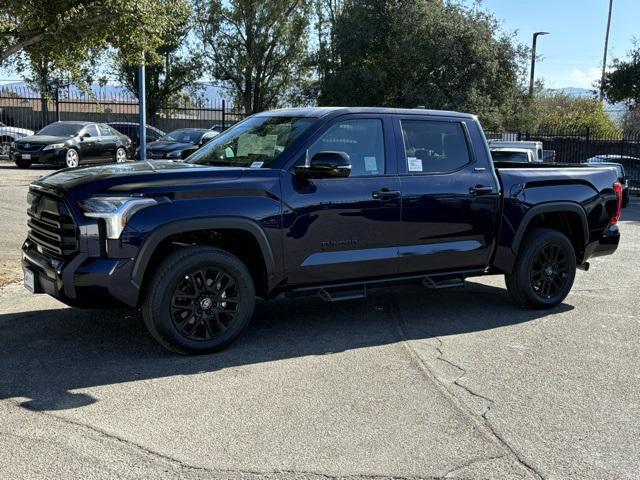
[23,107,623,354]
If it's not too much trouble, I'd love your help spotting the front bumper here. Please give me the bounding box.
[22,240,139,308]
[12,149,66,165]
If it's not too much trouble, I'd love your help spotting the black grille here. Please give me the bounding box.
[16,143,44,152]
[27,190,78,259]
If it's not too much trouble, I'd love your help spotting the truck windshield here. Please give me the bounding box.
[186,115,315,168]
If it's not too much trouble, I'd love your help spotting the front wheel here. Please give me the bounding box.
[505,228,576,309]
[15,159,32,169]
[142,246,256,355]
[65,148,80,168]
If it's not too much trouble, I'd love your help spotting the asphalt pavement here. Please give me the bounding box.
[1,162,639,479]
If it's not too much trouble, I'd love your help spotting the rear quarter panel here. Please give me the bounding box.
[494,166,619,272]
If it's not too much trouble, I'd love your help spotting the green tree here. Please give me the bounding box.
[317,0,529,130]
[532,92,620,137]
[195,0,312,115]
[114,1,203,123]
[602,40,640,107]
[0,1,188,66]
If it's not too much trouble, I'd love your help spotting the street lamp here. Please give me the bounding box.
[599,0,614,100]
[529,31,549,97]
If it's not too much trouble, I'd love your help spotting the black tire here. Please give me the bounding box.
[505,228,576,309]
[141,246,256,355]
[15,159,32,169]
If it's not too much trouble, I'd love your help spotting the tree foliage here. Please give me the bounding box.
[114,1,203,122]
[602,40,640,109]
[195,0,312,115]
[0,0,189,66]
[316,0,529,130]
[530,92,620,137]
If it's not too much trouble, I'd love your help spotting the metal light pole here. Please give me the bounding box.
[599,0,614,100]
[138,52,147,162]
[529,31,550,97]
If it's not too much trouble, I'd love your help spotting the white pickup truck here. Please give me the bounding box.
[490,147,536,163]
[488,140,543,162]
[0,122,34,157]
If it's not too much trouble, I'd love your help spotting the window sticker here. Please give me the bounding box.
[407,156,423,172]
[364,156,378,172]
[250,161,264,168]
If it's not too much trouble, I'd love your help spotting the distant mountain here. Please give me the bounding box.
[546,87,597,98]
[0,81,230,102]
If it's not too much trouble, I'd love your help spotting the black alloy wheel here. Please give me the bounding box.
[142,246,255,354]
[505,228,576,309]
[529,243,571,300]
[170,267,241,341]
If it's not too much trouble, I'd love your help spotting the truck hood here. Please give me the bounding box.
[33,160,248,197]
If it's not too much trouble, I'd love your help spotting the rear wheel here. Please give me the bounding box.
[505,228,576,309]
[115,147,127,163]
[142,246,256,355]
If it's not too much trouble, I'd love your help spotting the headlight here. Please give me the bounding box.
[166,150,182,158]
[79,196,165,239]
[43,143,65,151]
[10,141,15,148]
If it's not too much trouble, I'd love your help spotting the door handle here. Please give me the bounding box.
[372,188,401,200]
[469,185,493,195]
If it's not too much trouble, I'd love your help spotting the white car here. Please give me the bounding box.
[490,147,536,163]
[0,122,34,157]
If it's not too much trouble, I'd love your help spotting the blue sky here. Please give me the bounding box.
[472,0,639,89]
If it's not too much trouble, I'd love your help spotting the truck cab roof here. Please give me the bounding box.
[259,106,477,119]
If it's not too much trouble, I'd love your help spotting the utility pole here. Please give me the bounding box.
[529,32,550,97]
[138,51,147,161]
[600,0,614,100]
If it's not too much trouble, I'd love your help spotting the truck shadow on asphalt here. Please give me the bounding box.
[0,281,573,412]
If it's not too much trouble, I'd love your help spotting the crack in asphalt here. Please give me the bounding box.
[442,454,508,479]
[389,291,545,480]
[2,398,476,480]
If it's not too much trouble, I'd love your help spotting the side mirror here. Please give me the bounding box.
[80,132,90,140]
[295,151,351,179]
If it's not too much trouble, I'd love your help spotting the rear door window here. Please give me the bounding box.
[400,120,471,174]
[84,124,99,138]
[98,124,111,136]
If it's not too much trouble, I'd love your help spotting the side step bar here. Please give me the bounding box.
[318,286,367,302]
[312,275,466,302]
[422,276,465,289]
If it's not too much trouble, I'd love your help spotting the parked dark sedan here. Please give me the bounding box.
[140,128,218,160]
[585,156,630,207]
[11,121,131,169]
[108,122,165,152]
